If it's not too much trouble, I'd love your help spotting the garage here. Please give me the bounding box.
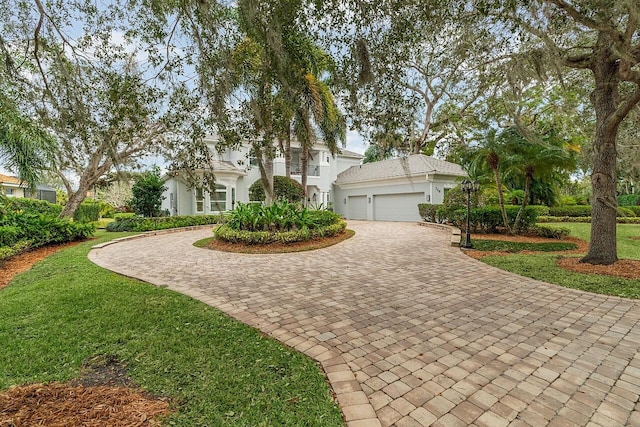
[333,154,467,222]
[348,195,367,219]
[373,192,425,221]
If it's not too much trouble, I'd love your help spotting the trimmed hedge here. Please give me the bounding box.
[73,202,101,223]
[214,220,347,244]
[538,216,640,224]
[436,205,549,232]
[418,204,442,223]
[0,197,62,216]
[548,205,592,217]
[106,214,225,232]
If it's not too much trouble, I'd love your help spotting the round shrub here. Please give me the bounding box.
[249,176,304,203]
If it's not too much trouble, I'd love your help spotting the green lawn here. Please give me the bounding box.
[0,231,342,426]
[546,222,640,260]
[479,223,640,299]
[482,254,640,299]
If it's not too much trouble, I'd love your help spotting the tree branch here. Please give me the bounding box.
[546,0,616,34]
[608,85,640,129]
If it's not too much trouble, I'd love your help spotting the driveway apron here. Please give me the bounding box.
[89,221,640,427]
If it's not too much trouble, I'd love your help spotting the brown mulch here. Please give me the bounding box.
[463,233,640,279]
[205,229,355,254]
[0,241,83,291]
[557,257,640,280]
[0,383,170,427]
[0,356,171,427]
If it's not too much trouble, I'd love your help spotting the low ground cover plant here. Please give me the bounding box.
[215,201,346,244]
[0,196,94,261]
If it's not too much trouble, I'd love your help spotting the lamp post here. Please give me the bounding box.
[461,179,480,249]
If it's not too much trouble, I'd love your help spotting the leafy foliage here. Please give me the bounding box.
[418,204,442,223]
[129,167,167,218]
[105,214,224,232]
[618,194,640,206]
[218,201,345,244]
[533,224,571,239]
[249,176,304,203]
[0,196,94,261]
[72,202,101,223]
[437,205,549,233]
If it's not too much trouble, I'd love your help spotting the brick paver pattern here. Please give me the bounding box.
[89,221,640,427]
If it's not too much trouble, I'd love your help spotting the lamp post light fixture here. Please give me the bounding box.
[461,179,480,249]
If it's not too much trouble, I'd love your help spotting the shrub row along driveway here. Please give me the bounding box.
[89,221,640,426]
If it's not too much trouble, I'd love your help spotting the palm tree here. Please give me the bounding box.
[502,128,577,232]
[469,129,511,232]
[283,36,345,204]
[0,93,54,189]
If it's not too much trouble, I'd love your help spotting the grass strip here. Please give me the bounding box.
[0,231,343,426]
[482,254,640,299]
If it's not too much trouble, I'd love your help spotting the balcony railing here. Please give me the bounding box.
[291,164,320,176]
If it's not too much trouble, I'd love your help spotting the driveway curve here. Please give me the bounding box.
[89,221,640,427]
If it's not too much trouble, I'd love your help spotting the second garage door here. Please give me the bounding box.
[373,192,425,222]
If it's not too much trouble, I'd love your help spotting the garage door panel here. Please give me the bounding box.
[348,195,367,220]
[373,193,424,222]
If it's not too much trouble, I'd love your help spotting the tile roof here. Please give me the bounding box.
[0,173,27,187]
[338,148,365,159]
[335,154,466,185]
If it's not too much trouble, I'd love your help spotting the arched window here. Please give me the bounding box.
[210,184,227,212]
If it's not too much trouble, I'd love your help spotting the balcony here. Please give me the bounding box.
[291,164,320,176]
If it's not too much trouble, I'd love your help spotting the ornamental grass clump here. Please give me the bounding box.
[216,201,346,244]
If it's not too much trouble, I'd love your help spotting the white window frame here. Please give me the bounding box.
[195,188,205,213]
[209,184,227,212]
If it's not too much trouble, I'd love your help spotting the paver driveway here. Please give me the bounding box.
[89,221,640,427]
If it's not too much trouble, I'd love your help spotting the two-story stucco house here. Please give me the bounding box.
[161,138,364,216]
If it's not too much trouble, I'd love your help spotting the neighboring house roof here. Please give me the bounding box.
[338,149,365,159]
[335,154,466,185]
[0,173,27,188]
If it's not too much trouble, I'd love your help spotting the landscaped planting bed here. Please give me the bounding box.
[0,196,94,262]
[214,201,347,245]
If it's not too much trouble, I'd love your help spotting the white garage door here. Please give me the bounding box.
[373,193,425,222]
[347,195,368,220]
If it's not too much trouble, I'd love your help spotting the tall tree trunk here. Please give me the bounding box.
[492,166,511,234]
[60,184,91,218]
[254,143,275,205]
[301,143,308,205]
[284,128,291,178]
[514,171,532,233]
[581,43,619,265]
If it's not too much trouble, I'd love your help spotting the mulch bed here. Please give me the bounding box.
[463,233,640,279]
[0,356,171,427]
[0,241,83,291]
[205,229,354,254]
[0,383,170,427]
[557,257,640,279]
